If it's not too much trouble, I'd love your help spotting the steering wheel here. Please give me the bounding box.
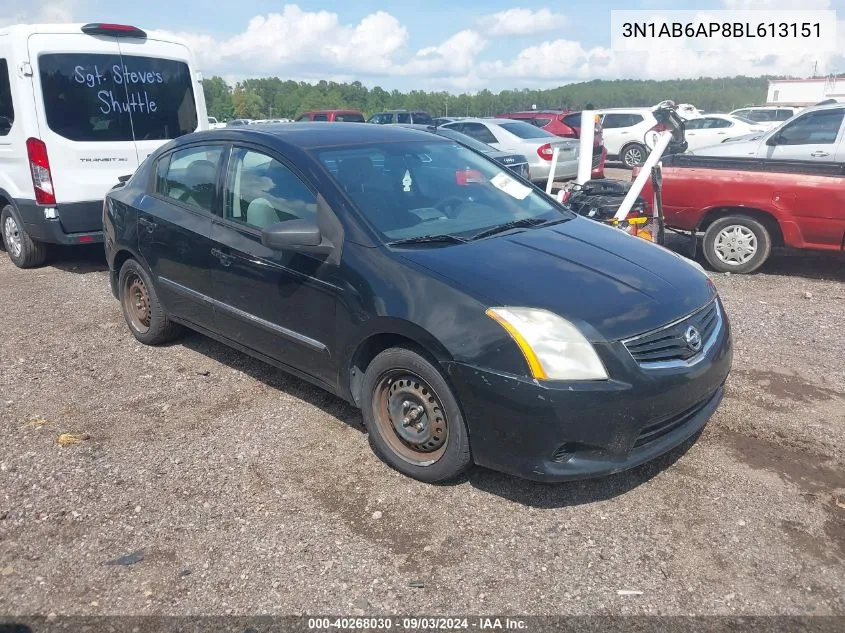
[433,196,470,219]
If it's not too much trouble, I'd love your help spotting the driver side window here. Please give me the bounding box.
[776,109,845,145]
[224,148,317,230]
[156,145,224,213]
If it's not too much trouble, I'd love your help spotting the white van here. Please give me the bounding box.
[0,22,208,267]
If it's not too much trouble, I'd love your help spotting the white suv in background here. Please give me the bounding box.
[595,108,657,167]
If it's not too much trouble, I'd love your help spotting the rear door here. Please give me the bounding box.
[116,35,203,165]
[600,112,640,154]
[138,142,223,330]
[28,33,140,219]
[763,107,845,161]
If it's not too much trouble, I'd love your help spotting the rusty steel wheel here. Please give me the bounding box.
[372,371,449,466]
[123,272,151,334]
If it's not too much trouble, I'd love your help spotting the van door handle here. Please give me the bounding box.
[138,217,157,232]
[810,150,830,157]
[211,248,232,267]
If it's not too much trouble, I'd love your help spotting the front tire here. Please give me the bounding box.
[2,205,47,268]
[361,347,472,483]
[621,143,647,168]
[702,215,772,274]
[118,258,182,345]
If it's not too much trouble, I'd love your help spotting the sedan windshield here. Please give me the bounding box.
[316,140,571,243]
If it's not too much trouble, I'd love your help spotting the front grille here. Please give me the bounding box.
[633,390,718,448]
[624,300,721,367]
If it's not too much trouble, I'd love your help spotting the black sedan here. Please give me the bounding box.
[104,123,732,483]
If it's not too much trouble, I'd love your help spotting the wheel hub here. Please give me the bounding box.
[385,376,447,453]
[3,216,22,258]
[126,277,151,329]
[714,225,757,265]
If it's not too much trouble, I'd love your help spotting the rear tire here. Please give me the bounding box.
[621,143,647,168]
[361,346,472,483]
[2,205,47,268]
[118,258,182,345]
[702,215,772,274]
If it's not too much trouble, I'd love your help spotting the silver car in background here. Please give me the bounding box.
[439,118,580,183]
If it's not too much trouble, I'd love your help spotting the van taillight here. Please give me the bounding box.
[26,138,56,205]
[537,143,555,161]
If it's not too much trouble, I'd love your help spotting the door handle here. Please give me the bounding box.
[810,150,830,157]
[211,248,232,267]
[138,217,157,232]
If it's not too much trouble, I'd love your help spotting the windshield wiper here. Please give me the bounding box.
[387,234,468,246]
[469,217,550,241]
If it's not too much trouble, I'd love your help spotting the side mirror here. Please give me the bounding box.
[766,133,780,147]
[260,219,333,255]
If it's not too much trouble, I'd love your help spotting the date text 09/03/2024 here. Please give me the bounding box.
[307,617,528,630]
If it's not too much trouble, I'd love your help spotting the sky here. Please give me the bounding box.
[1,0,843,92]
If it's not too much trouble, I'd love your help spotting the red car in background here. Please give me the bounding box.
[296,109,366,122]
[496,110,607,178]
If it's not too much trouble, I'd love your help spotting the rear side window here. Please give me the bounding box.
[157,145,223,213]
[602,113,642,128]
[456,122,498,144]
[411,112,433,125]
[775,109,795,121]
[313,113,328,122]
[0,59,13,136]
[335,113,365,122]
[533,117,553,127]
[499,121,554,139]
[562,113,582,127]
[38,53,197,142]
[397,113,412,124]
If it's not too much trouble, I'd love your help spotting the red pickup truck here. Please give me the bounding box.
[635,155,845,273]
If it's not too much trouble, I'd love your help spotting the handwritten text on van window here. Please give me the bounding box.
[73,64,163,115]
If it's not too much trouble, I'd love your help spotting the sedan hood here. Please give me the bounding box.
[399,218,715,342]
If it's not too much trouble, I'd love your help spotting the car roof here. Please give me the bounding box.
[175,122,448,150]
[501,110,565,115]
[0,22,190,48]
[306,109,363,114]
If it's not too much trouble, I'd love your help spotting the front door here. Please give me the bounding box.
[209,145,338,387]
[763,107,845,161]
[137,142,223,330]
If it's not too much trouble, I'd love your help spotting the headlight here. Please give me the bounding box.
[486,307,608,381]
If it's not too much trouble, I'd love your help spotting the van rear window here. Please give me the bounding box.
[38,53,197,142]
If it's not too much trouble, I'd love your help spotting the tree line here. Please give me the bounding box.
[202,75,772,121]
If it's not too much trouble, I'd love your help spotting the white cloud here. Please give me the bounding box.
[0,0,76,27]
[722,0,830,8]
[478,8,568,36]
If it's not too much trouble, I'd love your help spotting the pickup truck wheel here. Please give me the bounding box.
[118,258,182,345]
[702,215,772,274]
[2,205,47,268]
[621,143,647,168]
[361,347,472,483]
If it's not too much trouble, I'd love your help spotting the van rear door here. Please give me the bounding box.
[28,33,141,226]
[115,35,204,166]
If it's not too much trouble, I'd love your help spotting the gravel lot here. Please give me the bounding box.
[1,215,843,617]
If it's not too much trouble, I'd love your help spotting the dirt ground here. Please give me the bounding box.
[0,226,843,617]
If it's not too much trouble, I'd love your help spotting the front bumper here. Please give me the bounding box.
[15,199,103,245]
[446,301,732,482]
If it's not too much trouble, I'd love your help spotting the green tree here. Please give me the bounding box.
[232,85,265,119]
[202,76,234,121]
